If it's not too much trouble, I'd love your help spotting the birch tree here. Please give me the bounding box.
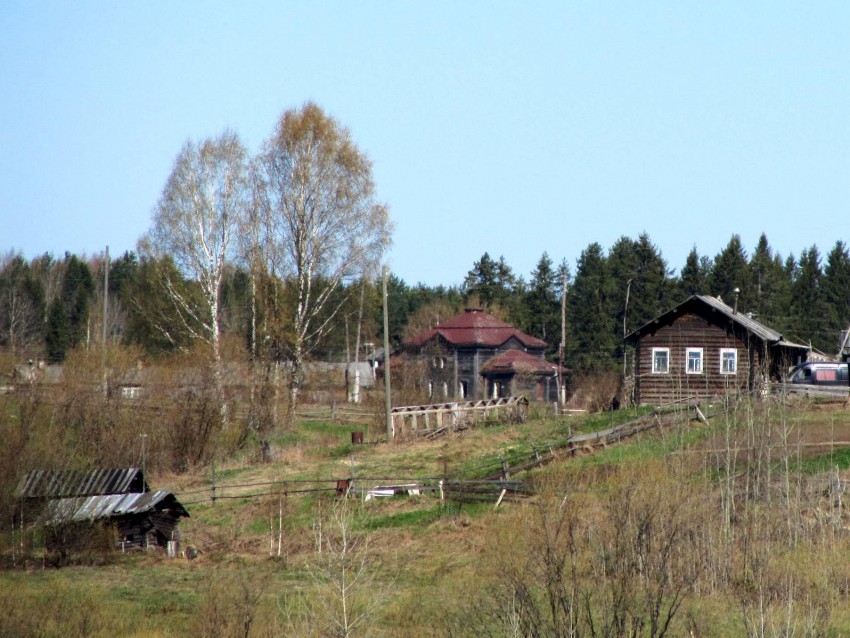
[140,131,250,408]
[0,254,45,355]
[253,103,392,425]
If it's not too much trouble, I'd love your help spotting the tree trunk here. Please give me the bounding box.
[286,340,303,429]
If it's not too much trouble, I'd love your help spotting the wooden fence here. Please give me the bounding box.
[390,396,529,440]
[294,403,376,424]
[781,384,850,400]
[169,401,712,515]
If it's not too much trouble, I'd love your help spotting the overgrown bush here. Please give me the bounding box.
[570,371,622,413]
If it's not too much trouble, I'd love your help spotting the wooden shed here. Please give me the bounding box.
[624,295,809,405]
[16,468,188,554]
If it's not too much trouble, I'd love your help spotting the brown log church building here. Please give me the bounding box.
[403,309,563,402]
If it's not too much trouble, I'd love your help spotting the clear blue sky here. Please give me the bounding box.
[1,2,848,286]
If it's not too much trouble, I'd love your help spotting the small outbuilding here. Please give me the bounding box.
[480,349,562,401]
[16,468,189,554]
[624,295,809,405]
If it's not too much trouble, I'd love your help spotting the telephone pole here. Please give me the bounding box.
[382,266,392,443]
[559,267,567,407]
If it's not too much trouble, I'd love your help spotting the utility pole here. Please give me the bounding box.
[559,267,567,407]
[839,326,850,392]
[102,246,109,349]
[140,432,147,478]
[382,266,392,443]
[623,278,633,377]
[102,246,109,397]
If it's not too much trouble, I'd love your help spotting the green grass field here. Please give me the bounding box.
[4,398,850,637]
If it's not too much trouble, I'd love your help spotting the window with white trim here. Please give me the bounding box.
[686,348,703,374]
[652,348,670,374]
[720,348,737,375]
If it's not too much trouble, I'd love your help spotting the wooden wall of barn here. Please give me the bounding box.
[634,313,752,405]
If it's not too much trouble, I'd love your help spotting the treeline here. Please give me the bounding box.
[381,231,850,375]
[2,232,849,374]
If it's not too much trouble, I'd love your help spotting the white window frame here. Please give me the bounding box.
[121,386,140,399]
[685,348,703,375]
[651,347,670,374]
[720,348,737,375]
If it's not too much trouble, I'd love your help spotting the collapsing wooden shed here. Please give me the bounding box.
[15,468,189,553]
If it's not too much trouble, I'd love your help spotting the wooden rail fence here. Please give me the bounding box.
[390,396,529,439]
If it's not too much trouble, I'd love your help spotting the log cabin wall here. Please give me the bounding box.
[635,312,751,404]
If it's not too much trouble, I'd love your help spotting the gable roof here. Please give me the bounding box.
[16,468,149,499]
[45,491,189,524]
[625,295,809,350]
[404,309,546,349]
[480,349,561,375]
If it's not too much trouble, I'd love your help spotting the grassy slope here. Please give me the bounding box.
[4,399,850,636]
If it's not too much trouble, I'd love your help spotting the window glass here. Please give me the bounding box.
[686,348,703,374]
[816,368,837,382]
[720,349,737,375]
[652,348,669,374]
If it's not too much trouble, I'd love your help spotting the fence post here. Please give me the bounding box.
[500,457,510,480]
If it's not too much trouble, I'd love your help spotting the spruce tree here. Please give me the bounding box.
[464,252,514,308]
[567,243,614,375]
[823,241,850,351]
[748,233,790,325]
[631,233,670,325]
[708,235,751,307]
[45,297,71,363]
[606,234,669,339]
[60,254,95,349]
[525,252,560,345]
[789,246,831,351]
[678,247,711,297]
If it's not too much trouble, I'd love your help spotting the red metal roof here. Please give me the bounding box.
[404,309,546,349]
[480,349,560,375]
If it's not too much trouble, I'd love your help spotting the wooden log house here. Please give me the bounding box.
[625,295,809,405]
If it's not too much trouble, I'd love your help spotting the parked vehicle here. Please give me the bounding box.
[787,361,849,386]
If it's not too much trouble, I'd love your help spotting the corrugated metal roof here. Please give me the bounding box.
[15,468,149,499]
[45,491,189,523]
[693,295,783,342]
[404,309,547,349]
